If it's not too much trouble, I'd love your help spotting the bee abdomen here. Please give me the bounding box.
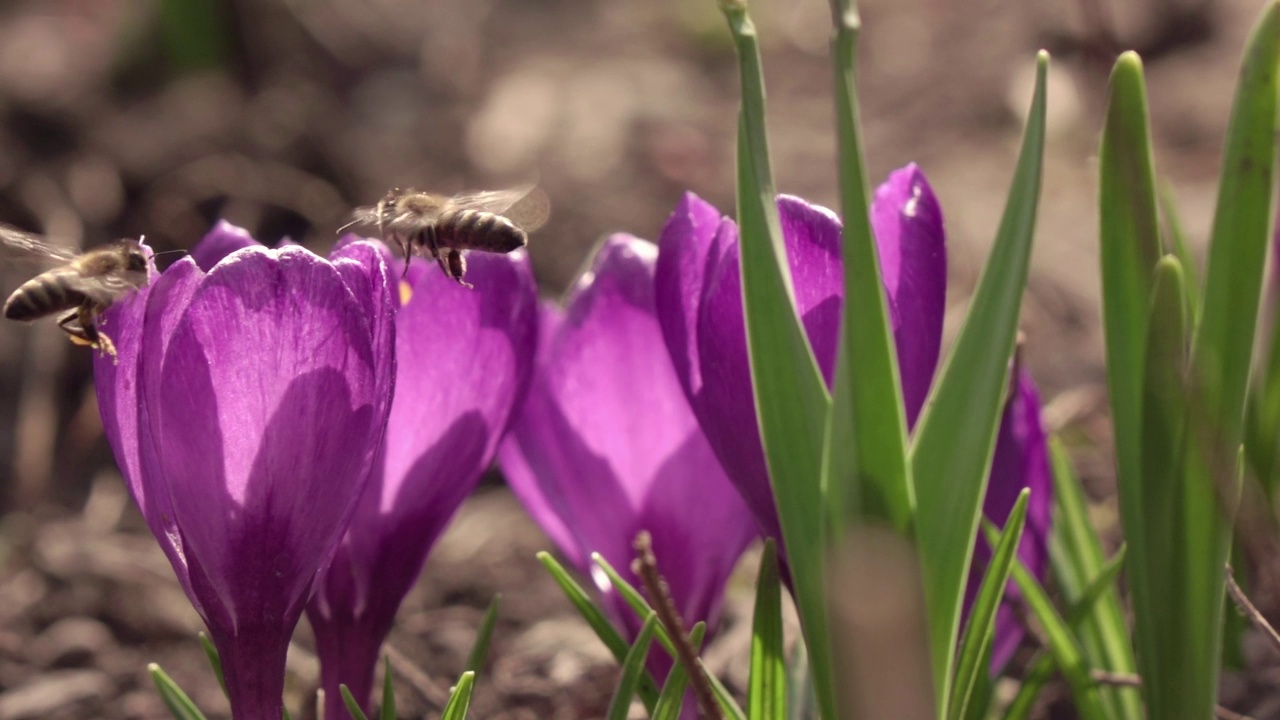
[437,209,528,254]
[4,272,80,321]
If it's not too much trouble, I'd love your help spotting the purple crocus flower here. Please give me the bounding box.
[653,164,1051,672]
[654,164,946,547]
[305,241,538,718]
[94,222,396,720]
[498,234,758,673]
[963,367,1053,672]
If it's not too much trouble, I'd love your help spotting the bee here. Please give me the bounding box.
[342,185,549,288]
[1,226,150,359]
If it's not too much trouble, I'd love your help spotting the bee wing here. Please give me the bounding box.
[61,272,143,305]
[0,225,80,264]
[445,185,550,233]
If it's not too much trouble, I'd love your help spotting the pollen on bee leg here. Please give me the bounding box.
[399,280,413,305]
[93,332,120,364]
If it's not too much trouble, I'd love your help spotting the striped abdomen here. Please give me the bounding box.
[4,269,84,321]
[434,209,527,254]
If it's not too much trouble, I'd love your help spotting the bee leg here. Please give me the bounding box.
[445,250,472,289]
[65,305,119,362]
[56,310,92,345]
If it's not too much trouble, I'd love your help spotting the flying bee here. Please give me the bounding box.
[342,185,549,288]
[1,226,150,359]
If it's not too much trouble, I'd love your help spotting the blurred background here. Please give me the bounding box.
[0,0,1259,717]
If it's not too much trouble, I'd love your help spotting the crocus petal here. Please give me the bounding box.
[501,234,756,654]
[654,192,724,401]
[307,249,537,714]
[871,164,946,425]
[140,246,391,716]
[654,167,947,548]
[191,220,258,271]
[962,368,1053,673]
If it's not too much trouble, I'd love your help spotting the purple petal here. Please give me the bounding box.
[655,192,725,400]
[307,248,538,714]
[191,220,259,271]
[963,368,1053,673]
[501,234,756,642]
[871,164,946,425]
[692,198,843,542]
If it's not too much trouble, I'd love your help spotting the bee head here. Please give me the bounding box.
[120,242,148,272]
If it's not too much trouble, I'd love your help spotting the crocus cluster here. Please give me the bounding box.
[93,162,1052,720]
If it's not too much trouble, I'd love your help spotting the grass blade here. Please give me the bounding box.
[592,553,678,658]
[653,623,707,720]
[949,490,1030,720]
[537,552,660,712]
[379,656,395,720]
[1046,439,1139,720]
[607,614,658,720]
[196,632,228,699]
[823,0,913,535]
[985,525,1109,720]
[465,595,501,675]
[339,685,372,720]
[149,663,208,720]
[909,51,1047,704]
[441,671,476,720]
[749,539,785,720]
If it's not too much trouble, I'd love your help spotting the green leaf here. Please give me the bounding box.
[606,613,658,720]
[1046,438,1140,720]
[985,524,1109,720]
[148,663,208,720]
[379,656,395,720]
[465,595,501,675]
[1157,183,1201,322]
[909,51,1047,707]
[441,671,476,720]
[823,0,913,535]
[339,685,372,720]
[749,539,785,720]
[591,553,679,658]
[652,623,707,720]
[537,552,660,712]
[196,632,227,699]
[703,659,750,720]
[949,490,1030,720]
[719,4,836,716]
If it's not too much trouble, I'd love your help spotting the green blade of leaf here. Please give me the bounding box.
[949,490,1031,720]
[1157,183,1201,322]
[1004,550,1128,720]
[607,613,658,720]
[823,0,913,536]
[909,51,1048,706]
[749,539,785,720]
[653,623,708,720]
[339,685,372,720]
[148,663,208,720]
[537,552,661,712]
[984,524,1109,720]
[719,4,836,716]
[592,553,678,658]
[1046,438,1140,720]
[196,632,228,699]
[702,658,749,720]
[465,594,502,675]
[441,671,476,720]
[379,656,395,720]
